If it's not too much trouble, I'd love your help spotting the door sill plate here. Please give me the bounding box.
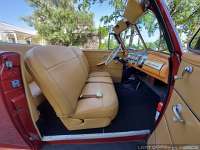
[42,129,150,141]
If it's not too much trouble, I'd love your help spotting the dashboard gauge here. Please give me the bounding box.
[126,51,148,67]
[137,55,147,67]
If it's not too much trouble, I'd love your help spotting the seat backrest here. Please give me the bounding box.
[25,46,89,117]
[70,46,89,74]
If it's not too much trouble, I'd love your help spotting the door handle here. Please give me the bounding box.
[172,104,185,123]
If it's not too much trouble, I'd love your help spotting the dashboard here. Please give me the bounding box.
[126,51,169,84]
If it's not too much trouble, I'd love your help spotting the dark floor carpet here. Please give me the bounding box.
[42,141,147,150]
[37,79,159,136]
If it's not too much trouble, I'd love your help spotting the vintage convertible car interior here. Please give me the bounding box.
[25,43,168,137]
[0,0,172,141]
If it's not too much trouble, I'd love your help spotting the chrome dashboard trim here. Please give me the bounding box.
[144,60,164,71]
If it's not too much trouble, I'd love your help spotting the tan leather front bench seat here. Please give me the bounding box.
[25,45,118,130]
[89,71,111,77]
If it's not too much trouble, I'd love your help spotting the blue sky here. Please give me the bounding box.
[0,1,162,44]
[0,0,114,30]
[0,0,33,30]
[90,1,114,27]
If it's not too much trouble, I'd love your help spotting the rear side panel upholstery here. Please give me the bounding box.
[25,46,118,130]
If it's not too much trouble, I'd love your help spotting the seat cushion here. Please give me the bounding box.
[87,76,113,84]
[73,83,118,120]
[89,71,111,77]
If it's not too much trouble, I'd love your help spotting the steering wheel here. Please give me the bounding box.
[105,46,122,65]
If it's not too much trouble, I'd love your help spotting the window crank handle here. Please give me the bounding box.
[172,104,185,123]
[175,66,193,80]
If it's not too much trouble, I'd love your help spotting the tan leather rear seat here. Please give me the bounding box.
[25,45,118,130]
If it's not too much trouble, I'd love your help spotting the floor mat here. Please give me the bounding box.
[42,141,146,150]
[37,79,159,136]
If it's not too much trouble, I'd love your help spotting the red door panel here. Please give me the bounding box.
[0,52,41,149]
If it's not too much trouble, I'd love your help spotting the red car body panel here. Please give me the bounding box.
[0,0,182,149]
[0,52,41,149]
[149,0,182,134]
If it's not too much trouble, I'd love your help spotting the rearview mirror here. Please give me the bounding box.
[108,33,119,50]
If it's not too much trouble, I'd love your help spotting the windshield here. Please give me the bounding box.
[121,11,169,54]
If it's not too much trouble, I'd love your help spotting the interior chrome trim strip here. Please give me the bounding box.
[41,130,150,141]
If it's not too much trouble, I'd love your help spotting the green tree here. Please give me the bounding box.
[167,0,200,44]
[23,0,94,46]
[98,26,109,49]
[82,0,200,46]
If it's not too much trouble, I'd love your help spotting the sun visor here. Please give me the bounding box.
[113,0,145,35]
[113,20,129,35]
[124,0,145,24]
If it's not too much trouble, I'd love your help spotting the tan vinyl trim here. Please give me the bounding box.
[21,60,42,138]
[86,81,113,85]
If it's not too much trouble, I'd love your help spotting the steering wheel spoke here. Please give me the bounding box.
[105,46,122,65]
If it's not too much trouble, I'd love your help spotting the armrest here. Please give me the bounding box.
[96,61,105,67]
